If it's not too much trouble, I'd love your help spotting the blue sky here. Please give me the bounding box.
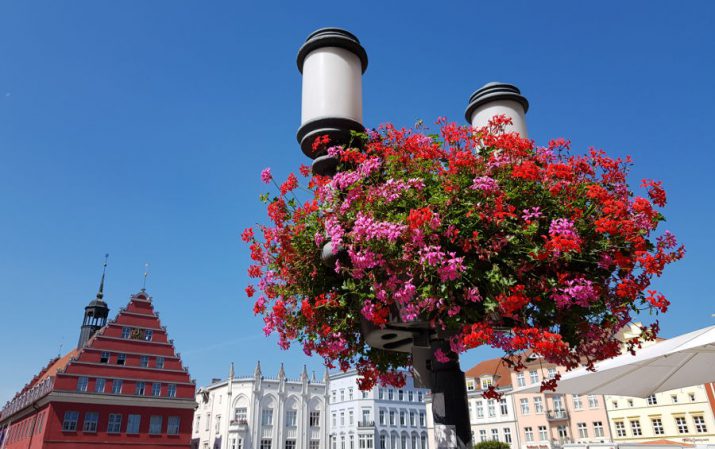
[1,1,714,402]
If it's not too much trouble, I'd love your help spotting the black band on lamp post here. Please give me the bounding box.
[297,28,368,74]
[296,117,365,159]
[464,82,529,123]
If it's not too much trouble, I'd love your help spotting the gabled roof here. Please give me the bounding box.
[465,357,512,388]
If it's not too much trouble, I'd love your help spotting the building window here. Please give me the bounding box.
[122,327,131,338]
[410,411,416,426]
[310,411,320,427]
[95,378,106,393]
[418,391,423,402]
[167,416,180,435]
[630,419,643,437]
[167,384,177,398]
[112,379,123,394]
[205,413,210,431]
[627,399,634,407]
[331,390,336,403]
[529,370,539,384]
[588,395,598,408]
[127,414,141,434]
[614,421,626,437]
[77,376,89,392]
[261,439,272,449]
[135,382,145,396]
[476,400,484,418]
[379,409,386,425]
[310,441,320,449]
[516,372,526,387]
[400,411,405,426]
[593,421,604,437]
[286,440,296,449]
[646,394,657,405]
[388,389,394,400]
[533,397,544,414]
[408,391,414,401]
[359,435,373,449]
[693,415,708,433]
[491,428,499,441]
[499,398,508,415]
[689,393,696,402]
[140,356,149,367]
[100,352,110,363]
[671,394,679,403]
[547,368,557,379]
[340,411,345,426]
[520,398,529,414]
[156,356,165,369]
[573,395,583,410]
[362,390,368,399]
[611,400,618,408]
[107,414,122,434]
[481,378,493,390]
[577,422,588,439]
[286,410,297,427]
[419,411,425,426]
[83,412,99,432]
[675,416,689,433]
[488,400,496,417]
[117,353,126,365]
[504,428,512,443]
[539,425,548,441]
[62,411,79,431]
[340,389,345,402]
[349,410,354,425]
[349,388,354,400]
[557,426,568,440]
[524,427,533,442]
[651,418,664,435]
[150,416,163,434]
[363,409,371,426]
[379,434,387,449]
[262,409,273,426]
[378,388,384,399]
[399,390,404,401]
[389,410,396,425]
[151,383,161,396]
[144,329,153,341]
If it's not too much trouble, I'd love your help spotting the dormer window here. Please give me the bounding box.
[466,380,475,391]
[480,378,493,390]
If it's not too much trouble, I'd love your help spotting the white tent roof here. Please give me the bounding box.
[515,325,715,397]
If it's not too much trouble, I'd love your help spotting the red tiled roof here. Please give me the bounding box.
[465,357,512,388]
[16,349,78,398]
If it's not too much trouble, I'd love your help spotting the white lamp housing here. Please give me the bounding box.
[297,28,368,158]
[465,82,529,137]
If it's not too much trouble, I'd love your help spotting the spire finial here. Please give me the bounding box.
[254,360,262,378]
[142,262,150,291]
[97,254,109,299]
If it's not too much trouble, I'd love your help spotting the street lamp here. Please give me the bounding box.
[296,28,529,449]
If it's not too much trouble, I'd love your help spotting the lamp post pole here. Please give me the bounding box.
[295,28,530,449]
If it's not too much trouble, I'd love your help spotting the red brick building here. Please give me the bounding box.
[0,277,196,449]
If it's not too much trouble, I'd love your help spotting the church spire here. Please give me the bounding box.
[96,254,109,300]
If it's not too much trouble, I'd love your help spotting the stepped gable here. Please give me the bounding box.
[465,357,513,388]
[51,289,194,397]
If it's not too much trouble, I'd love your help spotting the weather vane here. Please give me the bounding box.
[142,262,150,291]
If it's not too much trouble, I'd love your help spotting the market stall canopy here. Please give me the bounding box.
[515,325,715,397]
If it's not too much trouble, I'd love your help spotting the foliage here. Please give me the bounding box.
[474,441,511,449]
[243,116,683,391]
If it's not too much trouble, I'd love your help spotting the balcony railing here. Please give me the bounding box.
[546,409,569,421]
[0,376,55,421]
[228,419,249,432]
[357,420,375,428]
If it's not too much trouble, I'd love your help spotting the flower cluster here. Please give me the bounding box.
[244,116,683,391]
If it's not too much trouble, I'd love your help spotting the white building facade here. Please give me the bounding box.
[329,370,429,449]
[192,362,329,449]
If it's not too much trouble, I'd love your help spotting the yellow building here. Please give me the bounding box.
[605,324,715,445]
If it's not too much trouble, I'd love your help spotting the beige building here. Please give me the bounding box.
[603,324,715,445]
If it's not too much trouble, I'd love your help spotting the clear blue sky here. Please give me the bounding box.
[1,0,714,403]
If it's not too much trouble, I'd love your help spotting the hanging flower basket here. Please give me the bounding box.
[244,116,683,391]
